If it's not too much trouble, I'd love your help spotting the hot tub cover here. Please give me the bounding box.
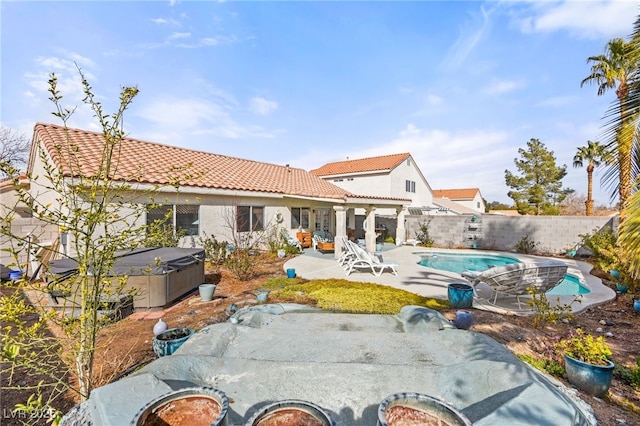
[48,247,204,277]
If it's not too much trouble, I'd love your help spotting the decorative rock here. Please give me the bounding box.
[453,310,473,330]
[605,332,614,337]
[596,327,604,333]
[153,318,168,336]
[599,320,606,325]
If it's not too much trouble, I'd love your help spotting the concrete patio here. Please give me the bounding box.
[283,244,615,314]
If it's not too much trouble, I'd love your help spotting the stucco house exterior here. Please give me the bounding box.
[432,188,486,214]
[310,153,434,217]
[1,124,412,265]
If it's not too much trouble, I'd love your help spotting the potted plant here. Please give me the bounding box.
[556,328,614,397]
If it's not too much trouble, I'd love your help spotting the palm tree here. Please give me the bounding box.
[581,37,636,211]
[599,17,640,279]
[573,141,608,216]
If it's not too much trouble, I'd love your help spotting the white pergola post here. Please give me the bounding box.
[333,206,347,260]
[364,206,377,253]
[396,207,407,245]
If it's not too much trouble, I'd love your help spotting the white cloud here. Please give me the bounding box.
[516,1,637,40]
[168,32,191,40]
[425,94,443,106]
[248,97,278,116]
[482,78,523,95]
[151,17,180,26]
[135,96,275,143]
[441,5,496,69]
[23,54,99,124]
[298,124,514,202]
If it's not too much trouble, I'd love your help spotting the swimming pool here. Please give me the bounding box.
[547,273,591,295]
[417,251,590,296]
[417,252,520,274]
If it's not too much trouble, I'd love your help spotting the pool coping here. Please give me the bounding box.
[283,246,616,315]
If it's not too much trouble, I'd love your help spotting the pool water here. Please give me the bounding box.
[417,252,520,274]
[547,274,591,295]
[417,251,590,295]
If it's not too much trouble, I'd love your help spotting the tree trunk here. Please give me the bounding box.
[586,165,594,216]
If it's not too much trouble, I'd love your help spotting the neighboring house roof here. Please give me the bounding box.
[310,153,411,176]
[32,123,357,200]
[432,197,479,214]
[488,209,522,216]
[432,188,481,200]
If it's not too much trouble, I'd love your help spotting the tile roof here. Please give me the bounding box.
[32,123,354,200]
[432,197,479,214]
[432,188,480,200]
[310,153,411,176]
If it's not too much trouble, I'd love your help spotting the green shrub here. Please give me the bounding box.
[615,359,640,389]
[527,289,574,328]
[579,227,618,271]
[514,234,538,254]
[225,249,254,280]
[199,232,228,268]
[517,354,565,377]
[556,329,612,366]
[415,219,434,247]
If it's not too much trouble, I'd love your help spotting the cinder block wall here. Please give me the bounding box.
[0,217,58,268]
[403,215,618,254]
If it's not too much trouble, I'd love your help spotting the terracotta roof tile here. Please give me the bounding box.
[33,123,352,200]
[432,188,480,200]
[310,153,411,176]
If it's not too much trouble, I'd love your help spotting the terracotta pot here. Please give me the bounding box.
[377,392,471,426]
[247,400,335,426]
[132,386,228,426]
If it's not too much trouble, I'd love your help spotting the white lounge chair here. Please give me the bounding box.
[345,242,398,277]
[462,260,568,309]
[335,236,356,267]
[286,235,302,252]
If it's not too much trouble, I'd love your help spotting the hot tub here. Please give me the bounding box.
[48,247,205,308]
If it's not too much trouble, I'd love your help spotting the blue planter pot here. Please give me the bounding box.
[634,299,640,312]
[152,328,195,357]
[9,270,23,281]
[616,283,628,294]
[610,269,620,279]
[447,283,474,309]
[564,354,614,397]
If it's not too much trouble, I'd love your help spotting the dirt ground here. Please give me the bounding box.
[2,253,640,425]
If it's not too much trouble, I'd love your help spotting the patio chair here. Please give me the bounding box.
[345,242,399,277]
[336,237,357,267]
[461,260,568,309]
[286,235,302,252]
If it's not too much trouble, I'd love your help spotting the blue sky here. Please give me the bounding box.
[2,1,638,205]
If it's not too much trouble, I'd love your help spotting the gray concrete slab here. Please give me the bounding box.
[284,246,615,314]
[74,304,597,426]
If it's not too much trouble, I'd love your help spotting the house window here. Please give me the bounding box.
[237,206,264,232]
[477,202,480,209]
[333,178,343,182]
[147,204,200,236]
[405,180,416,193]
[347,178,354,181]
[291,207,310,229]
